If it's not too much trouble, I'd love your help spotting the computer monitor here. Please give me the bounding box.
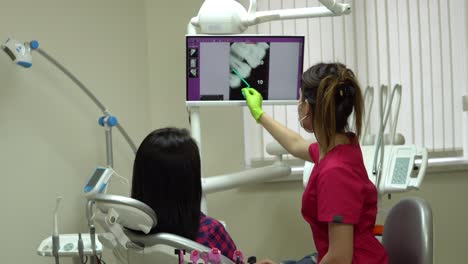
[186,35,305,106]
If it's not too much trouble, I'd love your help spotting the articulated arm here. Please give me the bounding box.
[202,164,291,194]
[188,0,351,34]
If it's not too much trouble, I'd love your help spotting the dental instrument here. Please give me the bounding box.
[247,256,257,264]
[209,248,222,264]
[201,251,210,264]
[52,196,62,264]
[78,233,85,264]
[233,250,245,264]
[38,199,104,263]
[190,250,200,264]
[174,249,185,264]
[231,67,251,89]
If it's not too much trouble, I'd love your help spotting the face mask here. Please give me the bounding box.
[299,115,307,128]
[299,115,314,133]
[297,101,314,133]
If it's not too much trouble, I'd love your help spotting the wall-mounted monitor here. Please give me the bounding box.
[186,35,305,106]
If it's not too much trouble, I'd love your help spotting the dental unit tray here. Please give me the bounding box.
[37,233,103,257]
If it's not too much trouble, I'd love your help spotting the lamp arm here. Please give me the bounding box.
[245,0,351,26]
[34,47,138,153]
[250,6,344,25]
[35,48,106,112]
[116,123,137,153]
[318,0,351,15]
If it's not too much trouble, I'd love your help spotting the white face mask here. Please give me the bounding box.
[298,101,313,133]
[298,114,306,125]
[299,115,314,133]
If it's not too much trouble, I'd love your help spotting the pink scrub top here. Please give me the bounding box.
[302,136,388,264]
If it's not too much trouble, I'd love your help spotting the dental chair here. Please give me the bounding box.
[89,194,234,264]
[382,197,433,264]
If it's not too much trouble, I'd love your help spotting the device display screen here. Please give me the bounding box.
[186,36,304,102]
[3,47,16,61]
[88,168,106,187]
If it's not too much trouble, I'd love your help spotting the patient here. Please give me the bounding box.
[131,127,237,260]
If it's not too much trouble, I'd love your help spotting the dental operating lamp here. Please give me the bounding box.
[1,38,137,167]
[187,0,351,34]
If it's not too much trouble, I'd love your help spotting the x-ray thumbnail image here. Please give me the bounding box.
[189,48,198,58]
[189,68,198,78]
[229,42,270,100]
[190,58,197,68]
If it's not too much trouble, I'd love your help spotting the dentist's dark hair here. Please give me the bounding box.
[131,127,202,239]
[301,62,364,153]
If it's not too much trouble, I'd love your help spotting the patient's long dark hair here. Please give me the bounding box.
[131,127,202,239]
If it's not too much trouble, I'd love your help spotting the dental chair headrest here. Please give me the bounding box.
[90,194,157,234]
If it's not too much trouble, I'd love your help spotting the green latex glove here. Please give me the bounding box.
[242,87,264,122]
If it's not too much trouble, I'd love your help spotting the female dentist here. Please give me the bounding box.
[242,63,388,264]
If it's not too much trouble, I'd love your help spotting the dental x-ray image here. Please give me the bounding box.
[229,42,270,100]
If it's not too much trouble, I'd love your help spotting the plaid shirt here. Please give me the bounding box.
[196,212,237,261]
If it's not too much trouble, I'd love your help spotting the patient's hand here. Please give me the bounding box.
[257,259,277,264]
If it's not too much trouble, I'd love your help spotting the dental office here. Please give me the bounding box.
[1,0,468,263]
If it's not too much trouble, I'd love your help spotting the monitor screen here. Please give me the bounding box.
[88,167,106,187]
[186,35,305,105]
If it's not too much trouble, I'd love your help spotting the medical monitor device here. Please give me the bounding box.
[186,35,305,106]
[83,167,113,196]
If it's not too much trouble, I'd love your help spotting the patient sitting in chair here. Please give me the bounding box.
[131,127,237,261]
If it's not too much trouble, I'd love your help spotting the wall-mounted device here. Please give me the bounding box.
[83,167,114,196]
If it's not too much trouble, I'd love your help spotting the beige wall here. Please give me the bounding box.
[144,0,202,129]
[1,0,468,263]
[0,0,149,263]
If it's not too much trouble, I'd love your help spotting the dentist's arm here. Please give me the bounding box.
[319,223,353,264]
[243,88,311,161]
